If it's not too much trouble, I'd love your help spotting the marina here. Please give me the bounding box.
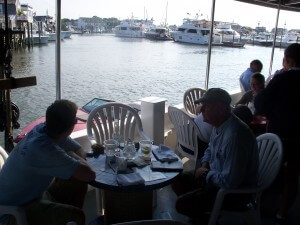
[3,33,286,145]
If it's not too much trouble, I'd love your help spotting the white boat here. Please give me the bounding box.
[61,31,72,39]
[25,35,50,45]
[275,33,300,48]
[215,23,246,46]
[248,33,274,46]
[171,18,222,45]
[145,27,172,41]
[114,20,148,38]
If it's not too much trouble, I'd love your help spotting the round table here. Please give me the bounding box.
[87,147,183,225]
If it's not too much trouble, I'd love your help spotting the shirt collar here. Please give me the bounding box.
[215,114,233,135]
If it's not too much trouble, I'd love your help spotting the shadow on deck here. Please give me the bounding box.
[83,177,300,225]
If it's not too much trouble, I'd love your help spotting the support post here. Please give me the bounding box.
[205,0,216,90]
[56,0,62,100]
[269,0,281,76]
[27,22,30,48]
[140,97,167,146]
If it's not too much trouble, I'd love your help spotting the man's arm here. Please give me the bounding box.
[72,162,96,182]
[206,132,256,188]
[67,149,95,181]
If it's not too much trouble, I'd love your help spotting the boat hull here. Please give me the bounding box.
[145,33,172,41]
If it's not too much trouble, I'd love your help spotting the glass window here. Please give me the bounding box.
[187,29,197,33]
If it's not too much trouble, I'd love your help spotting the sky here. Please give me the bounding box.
[23,0,300,30]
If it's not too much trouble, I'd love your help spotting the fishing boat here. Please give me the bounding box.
[249,33,274,46]
[25,35,50,45]
[275,32,300,47]
[144,27,173,40]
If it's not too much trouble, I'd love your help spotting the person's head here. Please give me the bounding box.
[250,72,265,94]
[283,43,300,70]
[233,105,253,126]
[46,100,78,138]
[194,88,232,127]
[250,59,263,73]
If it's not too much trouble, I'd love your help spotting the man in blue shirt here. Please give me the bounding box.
[239,59,263,92]
[172,88,258,223]
[0,100,96,225]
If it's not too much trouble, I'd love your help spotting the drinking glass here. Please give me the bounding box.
[115,152,127,173]
[104,139,118,163]
[139,140,152,159]
[123,140,136,159]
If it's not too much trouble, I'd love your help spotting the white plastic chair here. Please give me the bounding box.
[87,102,150,146]
[112,219,188,225]
[86,103,150,215]
[168,106,204,167]
[0,146,28,225]
[183,87,206,116]
[208,133,283,225]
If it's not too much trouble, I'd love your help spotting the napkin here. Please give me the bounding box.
[117,172,145,186]
[152,145,178,162]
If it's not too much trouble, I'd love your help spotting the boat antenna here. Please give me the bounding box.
[269,0,282,76]
[164,1,168,27]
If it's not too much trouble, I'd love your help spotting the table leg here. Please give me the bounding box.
[103,190,153,225]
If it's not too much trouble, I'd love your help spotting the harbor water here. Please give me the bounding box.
[5,33,285,143]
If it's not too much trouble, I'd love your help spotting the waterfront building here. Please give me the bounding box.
[77,16,107,33]
[0,0,21,29]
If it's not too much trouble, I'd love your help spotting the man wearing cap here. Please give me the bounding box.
[172,88,258,223]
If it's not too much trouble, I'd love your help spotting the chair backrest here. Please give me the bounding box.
[183,87,206,115]
[168,106,203,164]
[112,219,188,225]
[0,146,8,169]
[87,102,149,145]
[256,133,283,189]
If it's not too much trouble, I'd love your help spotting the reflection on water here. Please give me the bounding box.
[2,34,285,144]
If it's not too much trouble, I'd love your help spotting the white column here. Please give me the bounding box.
[140,97,167,146]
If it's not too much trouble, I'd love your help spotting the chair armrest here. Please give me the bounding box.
[219,187,261,195]
[0,205,28,225]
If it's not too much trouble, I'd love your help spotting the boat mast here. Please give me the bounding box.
[165,1,168,27]
[55,0,62,100]
[205,0,216,90]
[269,0,282,76]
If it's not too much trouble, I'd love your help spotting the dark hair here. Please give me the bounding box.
[251,72,265,86]
[284,43,300,66]
[250,59,263,72]
[46,100,78,137]
[233,105,253,126]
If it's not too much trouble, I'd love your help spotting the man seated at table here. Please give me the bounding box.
[0,100,96,225]
[172,88,259,224]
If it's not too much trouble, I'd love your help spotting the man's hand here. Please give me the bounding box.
[195,167,209,180]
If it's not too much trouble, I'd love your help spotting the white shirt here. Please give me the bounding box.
[194,113,213,143]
